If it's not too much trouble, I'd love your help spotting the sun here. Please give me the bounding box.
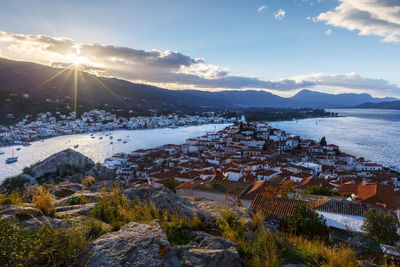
[65,53,90,66]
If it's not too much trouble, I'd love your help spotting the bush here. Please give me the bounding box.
[82,176,95,187]
[164,179,180,192]
[0,218,87,266]
[285,202,329,240]
[67,195,89,205]
[362,209,400,245]
[304,185,339,196]
[0,190,23,205]
[33,186,56,216]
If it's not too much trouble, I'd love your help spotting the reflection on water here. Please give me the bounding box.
[272,109,400,167]
[0,124,229,182]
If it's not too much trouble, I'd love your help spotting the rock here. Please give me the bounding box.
[86,166,115,181]
[0,204,63,230]
[124,187,207,220]
[50,183,85,198]
[173,232,241,267]
[20,174,38,186]
[56,191,100,205]
[55,203,96,217]
[31,149,94,179]
[78,220,179,267]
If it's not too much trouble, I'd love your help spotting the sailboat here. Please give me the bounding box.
[6,149,18,164]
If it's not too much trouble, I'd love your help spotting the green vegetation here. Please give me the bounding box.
[362,209,400,245]
[164,179,180,192]
[0,190,23,205]
[320,136,327,146]
[285,202,329,240]
[66,195,89,206]
[304,185,340,196]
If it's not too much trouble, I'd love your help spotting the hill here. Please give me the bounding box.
[354,101,400,110]
[0,57,396,109]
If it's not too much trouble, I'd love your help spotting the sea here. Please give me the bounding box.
[0,124,229,182]
[271,109,400,168]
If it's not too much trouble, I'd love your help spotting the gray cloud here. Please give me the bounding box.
[0,30,399,95]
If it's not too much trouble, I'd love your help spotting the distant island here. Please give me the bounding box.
[353,100,400,110]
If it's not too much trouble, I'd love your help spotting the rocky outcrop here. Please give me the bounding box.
[56,191,100,205]
[173,231,241,267]
[124,187,207,220]
[50,183,85,198]
[55,203,96,217]
[78,220,179,267]
[86,165,116,181]
[31,149,94,180]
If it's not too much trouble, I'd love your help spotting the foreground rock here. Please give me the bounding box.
[30,149,94,180]
[78,220,179,267]
[124,187,208,220]
[173,231,241,267]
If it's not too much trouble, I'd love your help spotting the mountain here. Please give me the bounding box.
[354,101,400,110]
[289,89,397,108]
[0,57,396,109]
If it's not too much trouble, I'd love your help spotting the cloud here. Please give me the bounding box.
[316,0,400,42]
[291,73,400,94]
[0,30,399,95]
[274,9,286,20]
[258,5,267,12]
[325,29,332,35]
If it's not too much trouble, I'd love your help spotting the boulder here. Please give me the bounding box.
[50,183,85,198]
[173,231,241,267]
[56,191,100,205]
[78,220,179,267]
[85,165,116,181]
[31,149,94,179]
[123,187,207,220]
[20,174,38,186]
[55,203,96,217]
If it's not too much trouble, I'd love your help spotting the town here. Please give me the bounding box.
[104,120,400,247]
[0,109,229,147]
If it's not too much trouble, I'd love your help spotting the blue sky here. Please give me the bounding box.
[0,0,399,97]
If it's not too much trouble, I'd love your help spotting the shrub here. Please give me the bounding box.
[82,217,111,241]
[304,185,339,196]
[0,218,87,266]
[362,209,400,245]
[0,190,23,205]
[164,179,180,192]
[285,202,329,240]
[33,186,56,216]
[82,176,95,187]
[67,195,89,205]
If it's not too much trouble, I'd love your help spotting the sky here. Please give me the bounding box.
[0,0,400,98]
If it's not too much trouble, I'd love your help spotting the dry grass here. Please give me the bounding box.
[82,176,96,187]
[32,186,56,216]
[0,190,23,206]
[288,234,359,267]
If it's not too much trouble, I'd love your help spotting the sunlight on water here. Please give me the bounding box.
[0,124,229,182]
[272,109,400,167]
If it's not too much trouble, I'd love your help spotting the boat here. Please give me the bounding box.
[91,136,95,139]
[74,145,79,148]
[22,142,31,147]
[99,137,103,140]
[5,149,18,164]
[110,142,113,144]
[0,151,4,155]
[16,147,21,151]
[110,136,113,139]
[123,140,127,144]
[5,157,18,164]
[117,138,121,141]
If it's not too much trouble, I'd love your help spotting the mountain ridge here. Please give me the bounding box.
[0,57,396,109]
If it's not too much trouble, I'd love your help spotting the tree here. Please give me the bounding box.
[286,202,329,239]
[304,185,339,196]
[164,179,180,193]
[262,141,269,151]
[320,136,327,146]
[362,209,400,245]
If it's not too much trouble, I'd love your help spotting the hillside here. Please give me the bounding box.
[354,101,400,110]
[0,57,396,109]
